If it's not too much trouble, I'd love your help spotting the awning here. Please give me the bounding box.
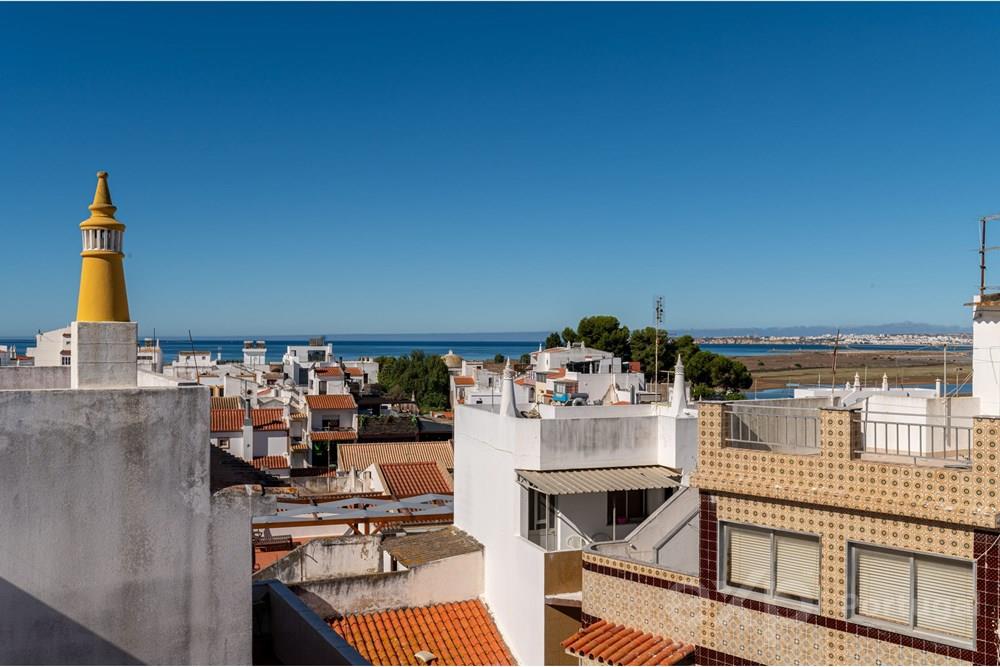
[515,466,680,495]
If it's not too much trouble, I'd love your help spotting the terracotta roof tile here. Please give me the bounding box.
[453,376,475,386]
[306,394,358,410]
[546,368,566,380]
[211,408,288,432]
[337,441,454,473]
[561,619,693,666]
[344,367,364,376]
[329,600,515,666]
[382,526,481,568]
[211,396,243,410]
[310,429,357,442]
[315,366,344,377]
[629,361,642,373]
[377,461,453,498]
[252,455,290,470]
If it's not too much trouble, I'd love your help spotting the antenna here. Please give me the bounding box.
[654,296,664,401]
[188,329,200,384]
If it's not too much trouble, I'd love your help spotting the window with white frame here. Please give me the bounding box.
[849,544,975,644]
[720,522,821,606]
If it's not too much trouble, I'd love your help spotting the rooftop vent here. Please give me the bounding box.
[415,650,437,665]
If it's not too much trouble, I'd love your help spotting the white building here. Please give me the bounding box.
[282,338,334,385]
[453,359,698,664]
[25,326,73,366]
[243,340,267,369]
[136,337,163,373]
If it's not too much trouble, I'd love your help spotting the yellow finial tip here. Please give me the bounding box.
[96,170,108,179]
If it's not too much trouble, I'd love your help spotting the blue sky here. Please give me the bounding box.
[1,3,997,336]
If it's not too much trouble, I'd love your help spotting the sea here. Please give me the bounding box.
[0,336,969,365]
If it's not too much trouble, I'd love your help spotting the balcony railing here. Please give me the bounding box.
[855,411,973,463]
[725,402,821,454]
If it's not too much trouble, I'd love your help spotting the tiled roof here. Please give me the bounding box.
[629,361,642,373]
[514,377,533,386]
[290,441,310,452]
[329,600,515,666]
[289,411,307,421]
[344,367,363,376]
[252,455,290,470]
[453,376,475,386]
[310,430,358,442]
[546,368,566,380]
[378,461,453,498]
[315,366,343,377]
[211,408,288,433]
[381,526,481,568]
[337,441,454,473]
[561,619,693,666]
[306,394,358,410]
[211,395,243,410]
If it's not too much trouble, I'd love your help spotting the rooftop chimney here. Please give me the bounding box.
[499,358,520,418]
[668,354,688,416]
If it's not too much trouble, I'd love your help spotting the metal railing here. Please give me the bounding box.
[725,402,821,453]
[855,411,973,462]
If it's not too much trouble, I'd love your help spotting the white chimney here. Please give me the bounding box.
[499,358,520,418]
[669,354,687,416]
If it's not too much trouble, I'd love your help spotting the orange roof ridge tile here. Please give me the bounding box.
[562,618,692,667]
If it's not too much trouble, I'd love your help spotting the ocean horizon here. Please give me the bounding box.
[0,334,968,365]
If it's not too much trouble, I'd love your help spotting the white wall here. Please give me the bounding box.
[454,408,547,665]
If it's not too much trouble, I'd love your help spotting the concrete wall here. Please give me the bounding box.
[294,551,483,617]
[254,535,381,583]
[0,384,253,665]
[0,366,70,390]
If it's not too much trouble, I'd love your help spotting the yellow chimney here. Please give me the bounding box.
[76,171,130,322]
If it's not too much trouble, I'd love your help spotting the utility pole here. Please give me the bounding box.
[654,296,664,401]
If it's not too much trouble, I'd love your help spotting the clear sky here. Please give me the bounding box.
[1,2,997,336]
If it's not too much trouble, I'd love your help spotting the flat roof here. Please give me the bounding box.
[516,465,680,495]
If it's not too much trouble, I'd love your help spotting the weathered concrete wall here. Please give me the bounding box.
[0,384,252,665]
[0,366,70,390]
[254,535,381,583]
[294,551,483,617]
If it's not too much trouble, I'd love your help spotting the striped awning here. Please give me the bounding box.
[515,466,680,496]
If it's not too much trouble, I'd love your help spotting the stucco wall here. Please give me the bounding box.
[254,535,381,583]
[0,365,70,390]
[0,384,252,665]
[293,551,483,617]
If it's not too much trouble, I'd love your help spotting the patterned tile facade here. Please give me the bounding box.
[576,409,1000,665]
[691,405,1000,529]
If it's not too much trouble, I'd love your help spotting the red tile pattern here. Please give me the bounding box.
[379,461,453,498]
[338,441,454,472]
[211,408,287,432]
[453,376,475,386]
[329,599,515,665]
[561,618,693,665]
[309,430,358,442]
[306,394,358,410]
[345,367,364,376]
[252,455,289,470]
[629,361,642,373]
[315,367,344,377]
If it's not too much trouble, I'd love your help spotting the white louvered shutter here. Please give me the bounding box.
[856,548,911,625]
[915,557,975,640]
[728,527,771,592]
[775,533,820,602]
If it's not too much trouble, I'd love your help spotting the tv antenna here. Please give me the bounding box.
[979,213,1000,295]
[654,296,664,400]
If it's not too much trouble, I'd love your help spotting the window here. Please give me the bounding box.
[720,523,820,607]
[321,417,340,430]
[850,544,975,644]
[607,490,648,525]
[528,488,555,531]
[218,437,230,450]
[61,355,71,366]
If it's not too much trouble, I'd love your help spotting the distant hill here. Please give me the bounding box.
[678,322,969,337]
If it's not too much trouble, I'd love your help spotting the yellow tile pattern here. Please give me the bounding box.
[581,568,970,666]
[585,552,700,588]
[692,405,1000,529]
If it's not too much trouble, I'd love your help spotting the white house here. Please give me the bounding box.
[242,340,267,369]
[453,358,698,665]
[210,406,290,472]
[282,338,334,385]
[25,326,73,366]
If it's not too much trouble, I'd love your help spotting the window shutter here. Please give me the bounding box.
[856,548,911,625]
[775,533,820,602]
[915,557,975,640]
[728,527,771,592]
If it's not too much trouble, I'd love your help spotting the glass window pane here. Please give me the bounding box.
[775,533,820,602]
[915,557,975,640]
[856,547,911,625]
[727,526,771,593]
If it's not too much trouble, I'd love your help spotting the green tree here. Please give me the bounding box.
[544,332,563,349]
[629,327,676,381]
[519,353,531,364]
[561,327,579,345]
[493,353,506,364]
[376,350,451,411]
[575,315,630,359]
